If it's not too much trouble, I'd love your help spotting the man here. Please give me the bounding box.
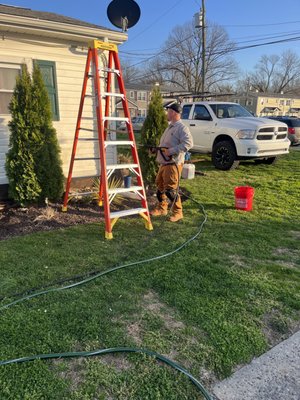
[151,103,193,222]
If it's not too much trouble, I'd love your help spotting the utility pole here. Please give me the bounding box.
[194,0,206,92]
[201,0,206,93]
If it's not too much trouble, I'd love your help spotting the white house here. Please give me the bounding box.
[0,4,127,198]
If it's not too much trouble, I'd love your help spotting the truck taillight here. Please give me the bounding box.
[288,127,295,134]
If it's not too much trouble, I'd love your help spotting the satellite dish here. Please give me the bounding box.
[107,0,141,31]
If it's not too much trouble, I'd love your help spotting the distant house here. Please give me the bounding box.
[0,4,127,198]
[232,92,300,117]
[116,83,170,118]
[116,83,153,118]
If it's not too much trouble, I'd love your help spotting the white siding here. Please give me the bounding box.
[0,35,117,185]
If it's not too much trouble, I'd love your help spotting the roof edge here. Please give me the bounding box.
[0,11,127,44]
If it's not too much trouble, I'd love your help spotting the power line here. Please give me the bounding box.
[118,6,300,74]
[122,28,299,58]
[218,30,300,48]
[122,28,300,69]
[229,29,300,42]
[126,33,195,68]
[129,0,185,41]
[119,47,166,54]
[120,51,158,56]
[229,35,300,54]
[119,0,191,64]
[131,34,300,82]
[221,20,300,28]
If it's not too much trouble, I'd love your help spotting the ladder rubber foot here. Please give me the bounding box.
[105,231,113,240]
[62,206,68,212]
[145,221,153,231]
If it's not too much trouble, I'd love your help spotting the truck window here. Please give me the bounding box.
[181,105,192,119]
[210,104,252,118]
[193,105,211,120]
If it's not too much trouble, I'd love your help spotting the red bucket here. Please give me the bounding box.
[234,186,255,211]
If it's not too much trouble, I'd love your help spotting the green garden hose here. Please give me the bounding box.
[0,190,213,399]
[0,347,213,400]
[0,194,207,312]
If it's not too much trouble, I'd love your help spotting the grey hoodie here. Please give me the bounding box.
[156,120,193,165]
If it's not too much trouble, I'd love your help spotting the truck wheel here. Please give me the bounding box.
[212,141,239,170]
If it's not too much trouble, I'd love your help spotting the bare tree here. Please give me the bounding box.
[239,50,300,94]
[249,54,280,92]
[120,58,142,83]
[141,20,238,92]
[273,50,300,93]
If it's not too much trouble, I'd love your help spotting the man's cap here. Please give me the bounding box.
[166,103,182,114]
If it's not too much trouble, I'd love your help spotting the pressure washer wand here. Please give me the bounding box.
[141,145,173,162]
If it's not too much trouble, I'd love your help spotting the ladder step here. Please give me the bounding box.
[74,157,100,161]
[78,138,98,141]
[108,186,143,195]
[101,67,120,74]
[110,208,148,219]
[102,92,125,99]
[105,141,134,146]
[69,191,97,197]
[105,128,131,134]
[107,164,138,170]
[72,175,99,179]
[103,117,129,122]
[80,128,96,132]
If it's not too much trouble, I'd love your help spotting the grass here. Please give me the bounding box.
[0,150,299,399]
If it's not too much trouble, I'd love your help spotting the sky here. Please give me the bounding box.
[2,0,300,74]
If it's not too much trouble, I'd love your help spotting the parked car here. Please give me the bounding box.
[132,116,146,131]
[181,101,290,170]
[266,116,300,146]
[119,116,146,132]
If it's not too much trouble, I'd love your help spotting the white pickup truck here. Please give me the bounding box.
[181,101,290,170]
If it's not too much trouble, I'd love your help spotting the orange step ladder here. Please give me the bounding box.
[62,40,153,239]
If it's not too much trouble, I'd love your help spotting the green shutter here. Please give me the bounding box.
[35,60,60,121]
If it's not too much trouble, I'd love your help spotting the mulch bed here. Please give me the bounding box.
[0,202,107,241]
[0,186,193,241]
[0,192,159,241]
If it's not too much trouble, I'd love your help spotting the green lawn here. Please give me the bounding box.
[0,150,299,399]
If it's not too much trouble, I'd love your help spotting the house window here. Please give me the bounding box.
[35,60,60,121]
[286,100,291,106]
[0,63,21,114]
[130,91,134,99]
[139,109,146,117]
[138,91,146,101]
[279,100,284,106]
[246,99,253,106]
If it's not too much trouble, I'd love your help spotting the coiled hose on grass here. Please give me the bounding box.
[0,189,213,399]
[0,347,213,400]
